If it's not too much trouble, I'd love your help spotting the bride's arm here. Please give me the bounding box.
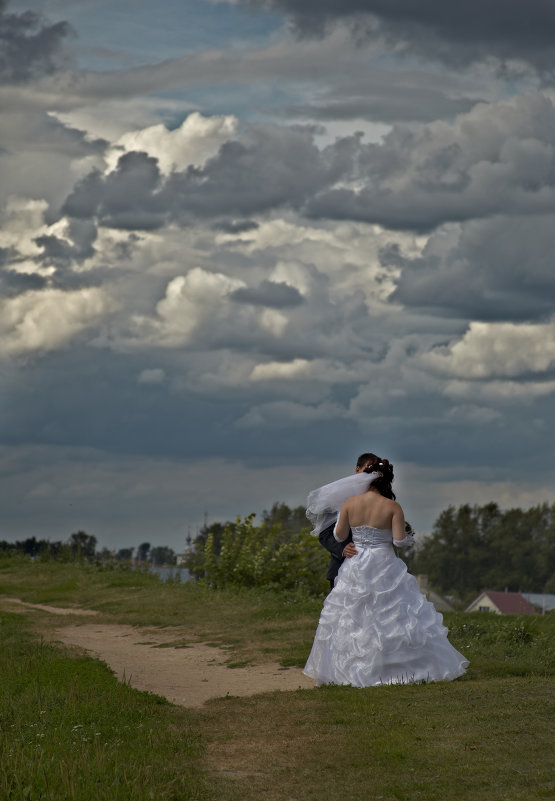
[333,502,351,542]
[392,503,414,547]
[391,503,406,542]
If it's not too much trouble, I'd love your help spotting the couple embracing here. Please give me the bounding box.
[303,452,468,688]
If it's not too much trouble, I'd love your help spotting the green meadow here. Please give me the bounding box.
[1,554,554,801]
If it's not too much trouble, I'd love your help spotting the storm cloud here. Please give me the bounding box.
[2,0,555,547]
[61,125,360,229]
[0,0,73,83]
[230,280,305,308]
[58,94,555,236]
[388,214,555,322]
[241,0,555,73]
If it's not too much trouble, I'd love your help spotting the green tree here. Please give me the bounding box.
[262,502,308,534]
[136,542,151,563]
[150,546,176,566]
[413,502,555,601]
[68,531,97,560]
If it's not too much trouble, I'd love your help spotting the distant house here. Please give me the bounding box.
[466,591,538,615]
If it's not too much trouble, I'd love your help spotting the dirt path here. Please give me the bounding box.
[1,597,314,707]
[55,624,313,707]
[2,596,99,616]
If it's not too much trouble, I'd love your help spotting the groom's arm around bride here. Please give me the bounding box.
[317,452,377,590]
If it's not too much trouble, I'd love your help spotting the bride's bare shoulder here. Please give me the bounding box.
[389,498,404,516]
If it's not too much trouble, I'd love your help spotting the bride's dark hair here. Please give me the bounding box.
[364,457,396,500]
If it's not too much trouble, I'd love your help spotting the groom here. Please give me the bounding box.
[318,452,377,591]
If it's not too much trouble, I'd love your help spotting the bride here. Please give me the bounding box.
[303,457,468,687]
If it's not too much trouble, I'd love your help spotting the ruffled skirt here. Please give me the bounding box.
[303,546,468,687]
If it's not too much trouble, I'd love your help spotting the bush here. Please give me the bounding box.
[200,514,328,596]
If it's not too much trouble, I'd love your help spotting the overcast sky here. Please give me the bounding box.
[2,0,555,551]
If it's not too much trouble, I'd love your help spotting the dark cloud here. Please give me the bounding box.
[306,93,555,231]
[35,219,97,269]
[0,0,73,83]
[163,125,346,221]
[35,219,97,267]
[0,246,45,295]
[213,220,260,234]
[0,268,47,296]
[243,1,555,73]
[388,214,555,322]
[57,94,555,235]
[60,126,358,230]
[230,280,305,309]
[62,151,167,230]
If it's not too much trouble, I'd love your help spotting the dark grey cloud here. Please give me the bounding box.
[57,94,555,235]
[0,0,73,83]
[60,126,358,230]
[0,268,47,296]
[213,220,260,234]
[230,280,305,309]
[162,125,348,221]
[0,246,46,295]
[243,1,555,73]
[35,219,97,269]
[305,93,555,232]
[387,213,555,322]
[62,151,167,231]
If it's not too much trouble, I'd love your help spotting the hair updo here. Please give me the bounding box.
[363,457,396,500]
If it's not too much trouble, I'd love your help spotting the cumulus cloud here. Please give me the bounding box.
[423,319,555,379]
[105,112,238,175]
[139,267,245,347]
[388,213,555,322]
[59,123,360,230]
[0,286,110,355]
[56,93,555,237]
[250,358,311,381]
[307,93,555,231]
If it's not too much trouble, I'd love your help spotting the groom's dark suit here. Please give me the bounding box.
[318,520,353,589]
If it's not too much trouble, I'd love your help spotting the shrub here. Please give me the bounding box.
[201,514,328,596]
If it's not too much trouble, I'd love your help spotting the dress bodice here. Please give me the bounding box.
[351,525,393,548]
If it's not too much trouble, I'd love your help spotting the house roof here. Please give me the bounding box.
[475,591,538,615]
[428,590,454,612]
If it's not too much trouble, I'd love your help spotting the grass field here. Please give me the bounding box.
[1,554,554,801]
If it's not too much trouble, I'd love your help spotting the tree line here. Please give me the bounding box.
[185,501,555,603]
[410,502,555,603]
[0,532,177,566]
[3,500,554,603]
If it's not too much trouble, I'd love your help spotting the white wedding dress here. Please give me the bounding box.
[303,525,468,687]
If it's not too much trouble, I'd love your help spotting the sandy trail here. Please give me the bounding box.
[2,596,98,616]
[56,624,313,707]
[1,597,314,706]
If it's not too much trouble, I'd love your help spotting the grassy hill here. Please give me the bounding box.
[1,554,553,800]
